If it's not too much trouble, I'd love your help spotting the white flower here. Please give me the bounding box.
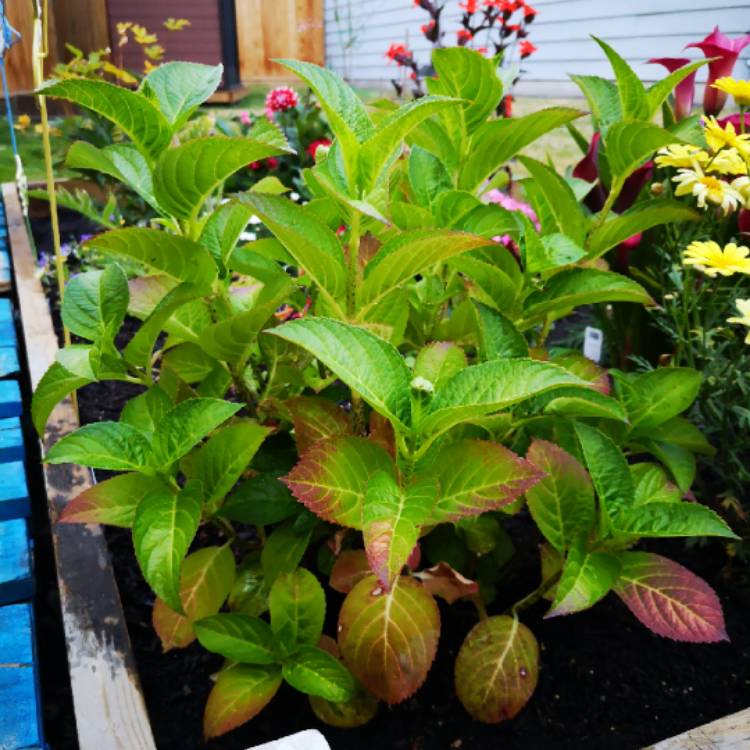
[410,376,435,394]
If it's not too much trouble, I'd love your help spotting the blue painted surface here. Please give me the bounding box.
[0,299,14,343]
[0,419,23,463]
[0,519,31,605]
[0,349,19,378]
[0,604,44,750]
[0,381,21,418]
[0,463,28,521]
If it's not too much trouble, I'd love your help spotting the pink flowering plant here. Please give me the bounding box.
[33,45,739,739]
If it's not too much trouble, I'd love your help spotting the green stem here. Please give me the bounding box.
[509,571,561,615]
[346,212,361,320]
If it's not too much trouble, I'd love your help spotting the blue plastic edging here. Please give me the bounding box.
[0,518,32,605]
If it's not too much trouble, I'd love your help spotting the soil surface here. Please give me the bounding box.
[40,211,750,750]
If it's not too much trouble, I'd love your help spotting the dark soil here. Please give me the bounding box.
[39,210,750,750]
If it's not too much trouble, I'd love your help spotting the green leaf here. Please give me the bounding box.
[614,502,738,539]
[631,463,682,506]
[261,521,313,583]
[421,359,587,437]
[41,77,172,158]
[133,481,202,611]
[152,398,242,468]
[574,422,634,523]
[473,303,528,360]
[32,362,93,434]
[518,157,586,244]
[338,575,439,704]
[523,269,652,320]
[141,61,222,127]
[639,440,696,493]
[283,645,358,702]
[62,264,129,344]
[120,386,173,435]
[203,663,282,739]
[408,146,453,207]
[154,137,289,220]
[546,539,620,617]
[194,613,276,664]
[569,75,620,131]
[455,615,538,723]
[45,421,153,471]
[239,193,346,306]
[648,417,715,457]
[646,59,708,117]
[189,420,270,508]
[362,472,436,589]
[430,47,504,133]
[360,230,492,312]
[269,568,326,654]
[413,342,467,390]
[593,37,648,120]
[59,473,167,527]
[525,439,595,553]
[539,388,628,423]
[526,233,586,275]
[460,108,583,191]
[450,255,518,312]
[220,475,300,526]
[84,228,217,289]
[359,97,461,191]
[424,439,543,522]
[284,436,395,527]
[270,318,412,430]
[286,396,351,454]
[200,202,254,268]
[587,200,701,259]
[65,142,161,211]
[605,121,682,182]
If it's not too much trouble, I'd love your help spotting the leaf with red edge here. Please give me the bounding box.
[330,550,372,594]
[153,545,236,651]
[59,473,167,527]
[551,351,610,394]
[423,439,544,522]
[525,439,595,553]
[286,396,351,454]
[203,663,282,739]
[413,562,479,604]
[282,437,395,527]
[614,552,728,643]
[362,472,437,589]
[338,575,440,704]
[455,615,539,723]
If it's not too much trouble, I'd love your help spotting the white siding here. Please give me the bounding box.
[324,0,750,96]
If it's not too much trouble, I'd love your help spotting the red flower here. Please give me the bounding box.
[386,42,413,66]
[648,58,696,121]
[503,94,514,117]
[264,86,298,115]
[519,40,537,57]
[685,27,750,116]
[265,157,279,170]
[248,161,263,171]
[421,21,435,34]
[524,4,537,21]
[459,0,478,12]
[306,139,331,159]
[457,28,473,45]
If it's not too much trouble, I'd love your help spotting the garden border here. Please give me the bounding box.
[5,179,749,750]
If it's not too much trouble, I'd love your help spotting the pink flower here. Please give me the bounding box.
[486,189,540,229]
[648,58,696,121]
[718,112,750,131]
[306,138,331,159]
[238,110,252,126]
[264,86,299,119]
[685,27,750,116]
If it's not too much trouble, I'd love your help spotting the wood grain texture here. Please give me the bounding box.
[3,182,156,750]
[644,707,750,749]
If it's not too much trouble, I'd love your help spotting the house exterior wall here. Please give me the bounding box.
[324,0,750,96]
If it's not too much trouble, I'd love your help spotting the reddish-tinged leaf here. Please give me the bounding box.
[614,552,728,643]
[363,473,437,589]
[330,550,371,594]
[455,615,539,723]
[203,663,282,739]
[413,562,479,604]
[551,351,610,394]
[425,440,544,522]
[60,473,167,527]
[406,543,421,570]
[368,411,395,458]
[153,545,236,651]
[286,396,351,454]
[283,437,395,527]
[338,575,439,704]
[525,439,595,553]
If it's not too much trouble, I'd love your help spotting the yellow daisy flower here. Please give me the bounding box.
[655,144,709,169]
[704,117,750,159]
[728,298,750,343]
[712,77,750,107]
[673,167,744,213]
[733,175,750,207]
[707,148,748,177]
[683,241,750,277]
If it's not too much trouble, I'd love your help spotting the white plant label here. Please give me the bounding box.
[583,326,603,363]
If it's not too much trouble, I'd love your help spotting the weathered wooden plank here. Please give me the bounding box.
[0,418,24,463]
[644,707,750,749]
[0,462,29,521]
[0,604,44,749]
[0,250,10,294]
[0,381,21,418]
[0,519,32,605]
[3,182,157,750]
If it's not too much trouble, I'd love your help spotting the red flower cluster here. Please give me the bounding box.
[483,0,536,21]
[248,156,279,171]
[306,139,331,159]
[459,0,478,12]
[457,28,473,45]
[264,86,298,116]
[386,42,414,66]
[519,40,537,57]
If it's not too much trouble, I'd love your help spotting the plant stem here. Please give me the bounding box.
[471,593,489,621]
[346,212,361,319]
[509,572,561,615]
